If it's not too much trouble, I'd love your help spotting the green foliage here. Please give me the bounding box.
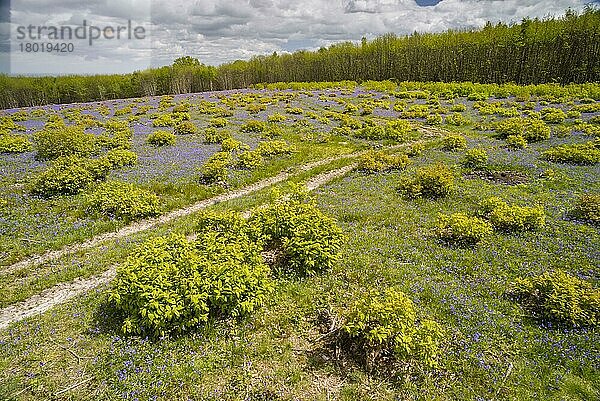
[248,195,344,276]
[33,126,96,160]
[29,156,110,197]
[256,140,295,157]
[209,118,228,128]
[542,142,600,165]
[174,121,197,135]
[104,149,137,168]
[85,181,161,222]
[220,137,246,153]
[442,134,468,151]
[508,270,600,328]
[342,287,444,368]
[495,118,550,142]
[0,133,32,153]
[399,163,455,199]
[478,197,545,232]
[461,147,488,170]
[426,113,443,125]
[401,104,429,119]
[445,112,471,126]
[203,128,232,144]
[570,193,600,225]
[200,152,231,184]
[506,134,528,149]
[147,130,176,146]
[435,213,492,246]
[236,150,264,170]
[357,150,411,173]
[354,120,412,141]
[541,107,567,123]
[240,120,267,133]
[267,113,287,123]
[110,232,273,337]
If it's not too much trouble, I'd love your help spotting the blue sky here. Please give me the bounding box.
[2,0,595,75]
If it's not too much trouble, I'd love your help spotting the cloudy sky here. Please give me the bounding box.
[1,0,597,75]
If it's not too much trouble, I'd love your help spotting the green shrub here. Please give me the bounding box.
[110,233,273,337]
[172,102,190,113]
[29,156,110,197]
[508,270,600,327]
[33,126,96,160]
[209,118,228,128]
[401,104,429,119]
[174,121,197,135]
[151,113,174,127]
[435,213,492,246]
[541,107,567,123]
[85,181,160,222]
[542,142,600,165]
[506,134,528,149]
[220,137,246,153]
[147,130,176,146]
[357,150,411,173]
[261,124,284,139]
[426,114,443,125]
[461,147,488,170]
[203,128,232,144]
[450,104,467,112]
[248,196,344,276]
[405,142,425,157]
[442,134,468,151]
[105,149,137,168]
[240,120,266,133]
[484,201,545,232]
[495,118,550,142]
[570,194,600,225]
[399,164,455,199]
[200,152,231,184]
[0,133,32,153]
[445,113,470,126]
[267,114,287,123]
[342,288,444,368]
[354,120,412,141]
[236,150,264,170]
[256,140,295,157]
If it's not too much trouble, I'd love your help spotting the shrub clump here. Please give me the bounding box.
[240,120,266,133]
[442,134,468,151]
[235,150,264,170]
[357,150,411,173]
[199,152,231,184]
[570,193,600,225]
[147,130,176,146]
[435,213,492,246]
[85,181,161,222]
[256,140,295,157]
[461,147,488,170]
[478,197,545,232]
[542,142,600,165]
[540,107,567,124]
[342,288,444,368]
[110,232,273,337]
[0,133,32,153]
[507,270,600,327]
[29,155,111,197]
[174,121,197,135]
[399,163,455,199]
[495,117,550,142]
[506,134,528,149]
[248,194,344,276]
[203,128,232,144]
[105,149,137,168]
[33,126,96,160]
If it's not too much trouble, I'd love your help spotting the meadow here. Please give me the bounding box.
[0,80,598,400]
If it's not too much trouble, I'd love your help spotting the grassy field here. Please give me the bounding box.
[0,82,598,400]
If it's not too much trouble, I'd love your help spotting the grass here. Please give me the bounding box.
[1,84,599,400]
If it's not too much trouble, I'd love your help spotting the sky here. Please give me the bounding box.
[1,0,597,75]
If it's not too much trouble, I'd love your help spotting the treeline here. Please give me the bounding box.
[1,8,599,109]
